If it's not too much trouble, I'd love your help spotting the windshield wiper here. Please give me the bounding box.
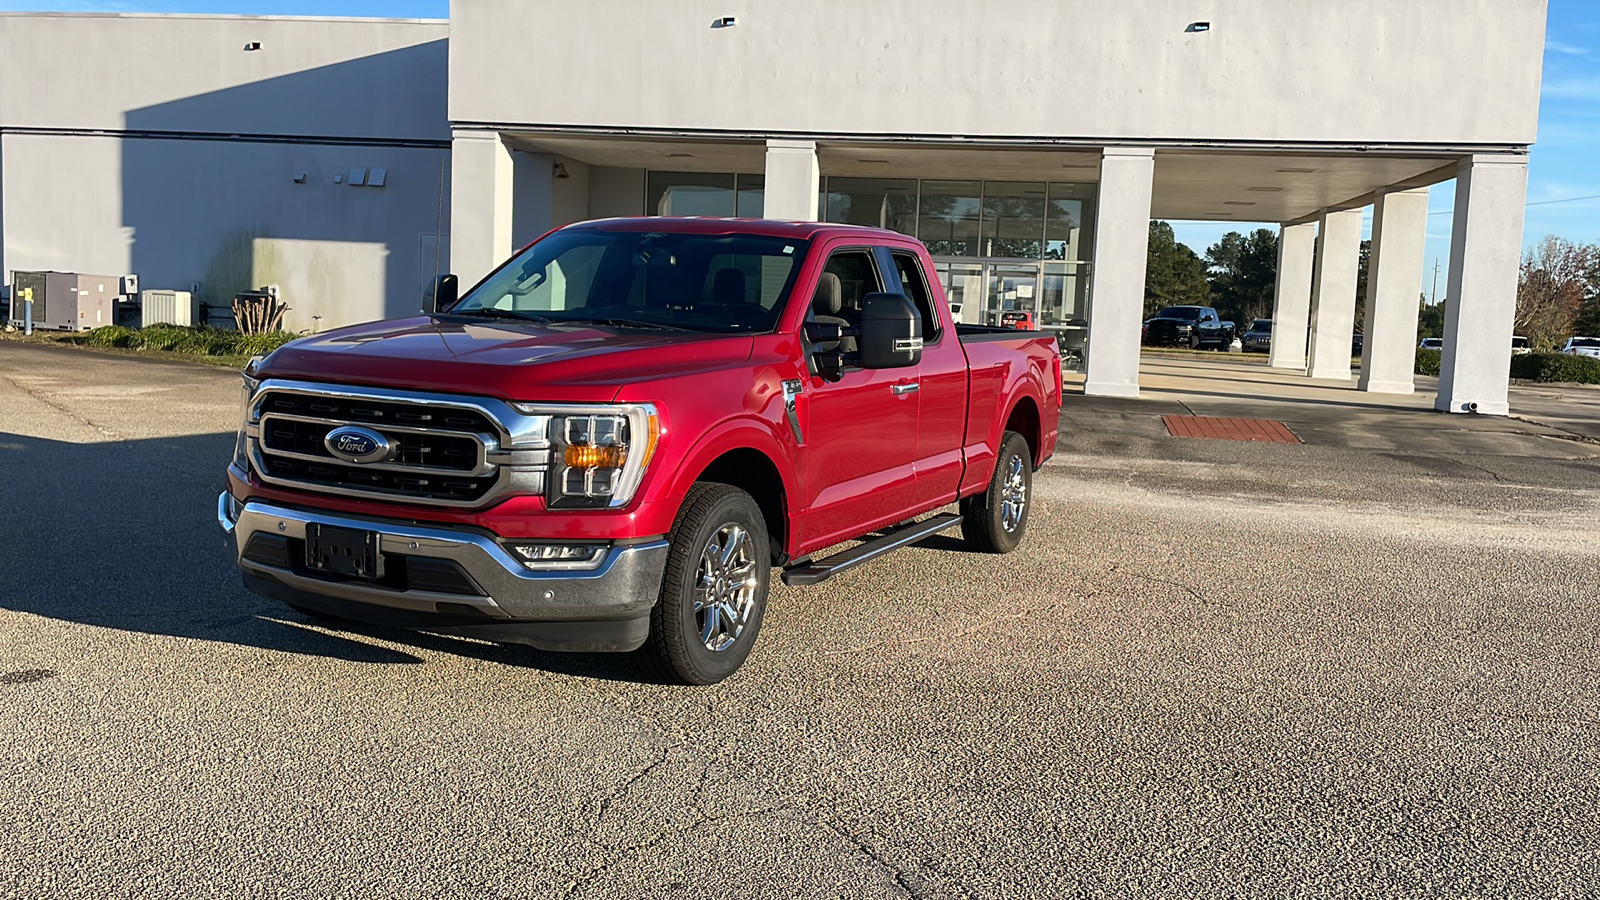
[553,316,698,332]
[442,308,552,324]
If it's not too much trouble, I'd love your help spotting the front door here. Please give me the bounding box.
[794,246,922,552]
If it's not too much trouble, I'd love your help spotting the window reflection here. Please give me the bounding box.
[822,177,917,233]
[981,182,1046,259]
[917,180,982,256]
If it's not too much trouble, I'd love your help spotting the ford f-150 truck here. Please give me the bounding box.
[219,218,1060,684]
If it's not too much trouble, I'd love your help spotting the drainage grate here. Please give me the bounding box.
[1162,415,1301,444]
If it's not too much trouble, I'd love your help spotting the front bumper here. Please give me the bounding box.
[219,493,669,652]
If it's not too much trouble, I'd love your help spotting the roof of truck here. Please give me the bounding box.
[563,217,914,242]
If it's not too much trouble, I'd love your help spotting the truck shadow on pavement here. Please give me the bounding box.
[0,431,651,682]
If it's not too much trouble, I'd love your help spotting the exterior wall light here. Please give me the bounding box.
[554,162,570,179]
[1185,22,1210,33]
[243,41,261,50]
[711,16,736,28]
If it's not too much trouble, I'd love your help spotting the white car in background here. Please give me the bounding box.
[1560,337,1600,359]
[1511,335,1532,355]
[1419,337,1443,350]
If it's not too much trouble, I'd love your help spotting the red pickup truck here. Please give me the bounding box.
[219,218,1060,683]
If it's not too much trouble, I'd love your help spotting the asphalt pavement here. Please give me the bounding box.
[2,342,1599,899]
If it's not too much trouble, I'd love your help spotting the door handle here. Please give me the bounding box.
[891,382,920,396]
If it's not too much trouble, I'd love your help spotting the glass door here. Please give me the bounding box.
[986,264,1042,329]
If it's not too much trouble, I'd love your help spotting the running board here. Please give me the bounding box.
[780,514,962,587]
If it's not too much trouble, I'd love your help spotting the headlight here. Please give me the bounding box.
[233,356,266,471]
[510,403,660,509]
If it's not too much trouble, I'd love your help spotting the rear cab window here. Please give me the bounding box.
[884,249,943,343]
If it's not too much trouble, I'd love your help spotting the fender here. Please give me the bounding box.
[959,350,1050,498]
[660,416,802,554]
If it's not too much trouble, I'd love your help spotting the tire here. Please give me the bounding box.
[959,431,1033,554]
[640,483,771,685]
[1188,332,1201,350]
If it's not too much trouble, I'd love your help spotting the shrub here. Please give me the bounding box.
[1511,351,1600,384]
[77,324,298,358]
[1414,348,1441,376]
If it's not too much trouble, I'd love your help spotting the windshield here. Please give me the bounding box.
[1251,320,1272,332]
[1511,336,1530,348]
[1573,338,1600,348]
[1157,307,1201,320]
[450,229,811,333]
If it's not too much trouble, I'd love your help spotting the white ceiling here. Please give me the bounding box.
[509,133,1460,224]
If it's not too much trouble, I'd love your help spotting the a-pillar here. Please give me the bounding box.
[450,128,515,285]
[1268,222,1315,370]
[1437,154,1528,415]
[1359,187,1429,394]
[1083,147,1155,398]
[763,140,820,221]
[1304,208,1364,380]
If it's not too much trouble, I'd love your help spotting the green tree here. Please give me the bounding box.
[1571,246,1600,337]
[1353,239,1372,335]
[1204,229,1278,325]
[1145,221,1210,317]
[1418,293,1445,340]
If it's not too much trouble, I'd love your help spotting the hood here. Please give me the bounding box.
[259,315,756,402]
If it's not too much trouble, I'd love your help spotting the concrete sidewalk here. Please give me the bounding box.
[1064,354,1600,459]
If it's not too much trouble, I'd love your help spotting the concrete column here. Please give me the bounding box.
[1437,154,1528,415]
[1268,222,1316,370]
[1304,208,1364,380]
[763,140,820,220]
[1358,187,1430,394]
[450,128,515,284]
[1083,147,1156,398]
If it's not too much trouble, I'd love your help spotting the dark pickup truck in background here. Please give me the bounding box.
[220,219,1061,684]
[1143,305,1236,350]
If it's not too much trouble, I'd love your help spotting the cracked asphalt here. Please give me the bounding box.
[2,342,1599,898]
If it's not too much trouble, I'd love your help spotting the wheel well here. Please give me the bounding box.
[693,449,788,564]
[1005,398,1041,465]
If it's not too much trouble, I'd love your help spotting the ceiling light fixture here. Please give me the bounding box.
[1224,201,1257,206]
[1185,21,1211,33]
[1247,186,1285,192]
[1277,167,1318,174]
[857,159,892,164]
[662,152,694,158]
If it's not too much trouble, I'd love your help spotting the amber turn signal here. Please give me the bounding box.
[565,444,626,469]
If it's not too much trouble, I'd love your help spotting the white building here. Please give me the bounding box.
[0,1,1548,414]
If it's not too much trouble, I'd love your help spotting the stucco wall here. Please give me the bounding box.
[0,14,450,330]
[0,14,448,139]
[450,0,1545,147]
[1,132,448,331]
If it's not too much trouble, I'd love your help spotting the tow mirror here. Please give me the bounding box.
[858,293,922,369]
[425,274,458,313]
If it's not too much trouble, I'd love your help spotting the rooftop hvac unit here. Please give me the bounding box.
[141,290,199,327]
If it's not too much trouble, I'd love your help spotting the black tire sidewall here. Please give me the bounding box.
[652,485,771,685]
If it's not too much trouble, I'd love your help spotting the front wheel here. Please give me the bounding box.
[960,431,1033,554]
[640,483,771,685]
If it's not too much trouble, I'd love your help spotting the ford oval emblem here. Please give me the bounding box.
[324,425,393,464]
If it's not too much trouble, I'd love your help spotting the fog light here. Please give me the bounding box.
[505,542,608,571]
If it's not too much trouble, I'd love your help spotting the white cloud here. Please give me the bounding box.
[1545,38,1591,56]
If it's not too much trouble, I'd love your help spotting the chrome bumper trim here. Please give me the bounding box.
[222,494,668,621]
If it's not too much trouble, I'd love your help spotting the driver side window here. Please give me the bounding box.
[485,244,604,311]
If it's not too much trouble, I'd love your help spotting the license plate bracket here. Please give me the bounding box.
[305,524,382,579]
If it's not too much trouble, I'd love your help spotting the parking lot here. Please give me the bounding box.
[3,342,1599,899]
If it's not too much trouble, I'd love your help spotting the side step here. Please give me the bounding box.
[780,513,962,587]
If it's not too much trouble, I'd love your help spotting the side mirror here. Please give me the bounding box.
[858,292,921,369]
[425,274,458,313]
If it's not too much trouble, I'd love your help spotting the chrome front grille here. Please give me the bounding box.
[245,380,551,508]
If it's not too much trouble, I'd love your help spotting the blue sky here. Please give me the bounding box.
[4,0,1593,300]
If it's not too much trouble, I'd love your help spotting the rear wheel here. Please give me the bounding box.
[960,431,1033,554]
[640,483,771,685]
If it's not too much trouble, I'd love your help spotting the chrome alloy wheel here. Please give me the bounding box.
[694,523,759,652]
[999,454,1028,533]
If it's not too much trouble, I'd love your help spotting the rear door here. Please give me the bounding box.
[794,244,922,549]
[880,246,967,506]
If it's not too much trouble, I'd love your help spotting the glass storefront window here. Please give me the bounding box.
[917,180,982,256]
[822,177,917,234]
[735,174,765,218]
[647,172,766,218]
[981,182,1046,259]
[1045,183,1096,262]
